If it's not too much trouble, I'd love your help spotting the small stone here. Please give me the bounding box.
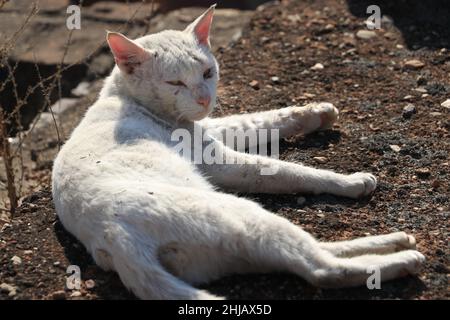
[430,112,442,117]
[313,156,328,164]
[317,213,325,218]
[390,145,401,152]
[416,75,427,86]
[311,63,324,70]
[0,283,17,297]
[70,291,82,298]
[440,99,450,110]
[356,30,376,40]
[431,180,440,188]
[270,76,280,84]
[53,261,60,266]
[23,250,33,255]
[249,80,259,90]
[297,197,306,205]
[402,104,416,119]
[51,290,66,300]
[11,256,22,265]
[403,95,414,101]
[85,279,95,289]
[404,59,425,69]
[415,168,431,179]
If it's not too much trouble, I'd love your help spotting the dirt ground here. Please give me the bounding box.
[1,0,449,300]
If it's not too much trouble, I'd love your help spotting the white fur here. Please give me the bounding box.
[52,8,424,300]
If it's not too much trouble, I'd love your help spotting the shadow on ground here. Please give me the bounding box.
[347,0,450,49]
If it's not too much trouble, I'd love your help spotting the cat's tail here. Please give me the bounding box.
[89,221,223,300]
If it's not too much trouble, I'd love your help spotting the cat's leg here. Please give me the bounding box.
[152,187,424,289]
[199,102,338,151]
[319,232,417,257]
[198,141,376,198]
[89,220,223,300]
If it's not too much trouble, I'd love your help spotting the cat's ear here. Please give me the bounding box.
[106,32,151,74]
[185,4,215,48]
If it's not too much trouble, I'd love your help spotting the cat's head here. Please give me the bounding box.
[106,5,218,122]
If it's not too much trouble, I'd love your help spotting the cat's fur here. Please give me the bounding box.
[52,6,425,299]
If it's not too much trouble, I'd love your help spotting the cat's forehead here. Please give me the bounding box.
[136,31,211,67]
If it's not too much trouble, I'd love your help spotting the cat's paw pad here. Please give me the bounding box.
[345,172,377,198]
[310,103,339,129]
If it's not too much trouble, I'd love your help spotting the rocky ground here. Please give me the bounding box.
[1,0,449,300]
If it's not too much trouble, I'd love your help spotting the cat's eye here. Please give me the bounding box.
[203,68,213,79]
[166,80,186,87]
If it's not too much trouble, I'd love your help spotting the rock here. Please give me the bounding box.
[297,197,306,205]
[85,279,95,289]
[440,99,450,110]
[402,104,416,119]
[403,95,414,101]
[0,283,18,297]
[313,156,328,164]
[311,63,324,70]
[70,291,82,298]
[51,290,66,300]
[431,180,440,188]
[71,82,91,97]
[430,112,443,117]
[415,168,431,179]
[390,145,401,152]
[416,75,428,86]
[249,80,260,90]
[356,30,377,40]
[404,59,425,69]
[23,250,33,255]
[270,76,280,84]
[11,255,22,266]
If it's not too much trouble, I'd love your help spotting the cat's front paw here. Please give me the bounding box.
[344,172,377,198]
[313,102,339,130]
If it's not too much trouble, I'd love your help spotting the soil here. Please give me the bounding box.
[1,0,449,300]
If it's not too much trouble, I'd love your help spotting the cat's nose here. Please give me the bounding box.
[196,96,211,108]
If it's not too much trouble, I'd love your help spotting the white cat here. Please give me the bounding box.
[52,6,425,299]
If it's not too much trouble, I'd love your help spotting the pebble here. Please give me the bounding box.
[296,197,306,206]
[70,291,82,298]
[23,250,33,255]
[404,59,425,69]
[51,290,66,300]
[313,156,328,164]
[415,168,431,179]
[402,104,416,119]
[249,80,259,90]
[0,283,17,297]
[430,112,442,117]
[11,255,22,265]
[356,30,376,40]
[310,63,324,70]
[389,145,401,152]
[85,279,95,289]
[403,95,414,101]
[270,76,280,84]
[440,99,450,110]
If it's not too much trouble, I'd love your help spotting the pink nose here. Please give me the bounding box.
[196,96,211,108]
